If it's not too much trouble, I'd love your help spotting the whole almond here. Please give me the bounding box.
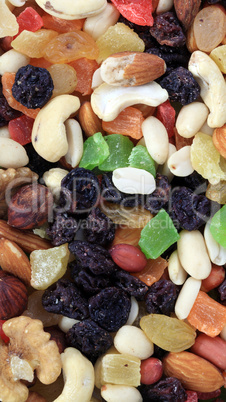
[174,0,201,30]
[163,351,224,393]
[0,237,31,285]
[78,101,104,137]
[100,52,166,87]
[213,124,226,158]
[109,243,147,272]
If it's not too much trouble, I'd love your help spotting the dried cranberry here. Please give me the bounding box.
[84,207,115,246]
[113,269,149,300]
[60,167,100,214]
[150,12,186,47]
[145,174,170,214]
[12,65,53,109]
[89,287,131,332]
[42,279,89,320]
[145,279,179,316]
[170,186,211,231]
[66,319,113,361]
[46,212,78,246]
[139,377,187,402]
[159,67,200,105]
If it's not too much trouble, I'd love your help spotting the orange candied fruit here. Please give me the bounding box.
[42,13,85,33]
[29,57,52,69]
[2,72,40,119]
[132,257,168,287]
[102,106,145,140]
[112,226,143,247]
[187,290,226,337]
[69,58,99,96]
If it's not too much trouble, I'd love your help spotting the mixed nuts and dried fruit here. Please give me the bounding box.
[0,0,226,401]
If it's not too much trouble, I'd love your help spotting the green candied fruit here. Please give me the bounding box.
[79,132,109,170]
[210,205,226,248]
[99,134,134,171]
[128,145,156,177]
[138,209,180,259]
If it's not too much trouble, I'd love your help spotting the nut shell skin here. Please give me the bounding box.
[7,184,53,230]
[0,270,28,320]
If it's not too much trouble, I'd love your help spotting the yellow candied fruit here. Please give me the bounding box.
[30,243,70,290]
[191,132,226,185]
[0,0,18,38]
[210,45,226,74]
[140,314,196,353]
[206,180,226,204]
[96,23,145,63]
[11,29,58,58]
[47,64,77,97]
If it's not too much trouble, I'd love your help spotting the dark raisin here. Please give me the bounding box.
[66,319,113,361]
[153,344,168,360]
[118,15,158,49]
[12,65,53,109]
[145,279,179,316]
[196,389,222,400]
[150,12,186,47]
[70,262,111,296]
[218,279,226,304]
[46,212,78,246]
[0,77,21,124]
[145,174,171,214]
[42,279,89,320]
[171,171,208,193]
[139,377,187,402]
[147,44,190,67]
[89,287,131,332]
[59,167,100,214]
[24,143,58,177]
[159,66,200,105]
[113,269,149,301]
[69,240,116,275]
[101,173,143,207]
[170,186,211,231]
[207,0,221,3]
[84,207,115,246]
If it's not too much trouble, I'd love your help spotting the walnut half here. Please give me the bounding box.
[0,316,62,402]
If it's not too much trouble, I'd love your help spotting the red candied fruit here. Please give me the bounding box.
[0,320,9,344]
[9,114,34,145]
[156,100,176,138]
[16,7,43,37]
[111,0,154,26]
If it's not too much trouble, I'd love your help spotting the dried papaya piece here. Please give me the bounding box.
[69,58,99,96]
[102,106,144,140]
[132,257,168,287]
[187,290,226,337]
[42,13,84,33]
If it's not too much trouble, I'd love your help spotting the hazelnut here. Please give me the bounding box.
[45,325,67,354]
[0,270,28,320]
[7,183,54,230]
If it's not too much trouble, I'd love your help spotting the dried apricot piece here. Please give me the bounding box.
[42,14,84,33]
[132,257,168,287]
[29,57,52,69]
[187,290,226,337]
[2,73,40,119]
[102,106,144,140]
[43,30,99,64]
[69,58,99,96]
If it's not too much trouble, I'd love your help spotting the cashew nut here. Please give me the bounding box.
[31,95,80,163]
[54,347,95,402]
[91,81,168,121]
[6,0,26,7]
[188,51,226,128]
[35,0,107,20]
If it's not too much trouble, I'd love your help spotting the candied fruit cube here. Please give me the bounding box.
[79,132,110,170]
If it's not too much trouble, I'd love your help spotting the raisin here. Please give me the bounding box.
[66,319,113,361]
[171,171,208,193]
[59,167,100,214]
[153,344,168,360]
[159,67,200,105]
[218,279,226,304]
[24,143,58,177]
[145,174,171,214]
[12,65,53,109]
[69,240,116,275]
[89,287,131,332]
[145,279,179,316]
[70,262,111,296]
[118,15,157,49]
[46,212,78,246]
[170,186,211,231]
[84,207,115,246]
[150,12,186,47]
[101,173,143,208]
[146,45,191,70]
[139,377,187,402]
[42,279,89,320]
[0,77,21,124]
[113,269,149,301]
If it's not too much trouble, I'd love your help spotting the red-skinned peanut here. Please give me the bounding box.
[109,243,147,272]
[201,264,225,292]
[190,333,226,370]
[140,357,163,385]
